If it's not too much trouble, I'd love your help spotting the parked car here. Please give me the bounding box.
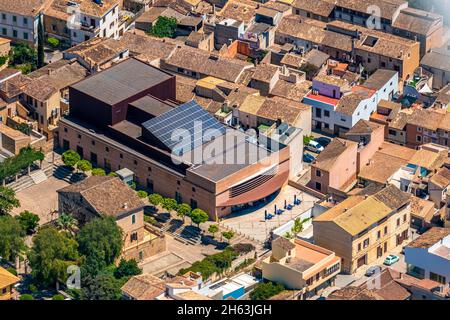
[384,255,400,266]
[365,266,381,277]
[306,140,324,153]
[303,153,316,163]
[315,137,332,147]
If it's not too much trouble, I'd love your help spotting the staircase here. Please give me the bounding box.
[30,170,48,184]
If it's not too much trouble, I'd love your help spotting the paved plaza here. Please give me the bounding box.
[219,185,319,242]
[11,177,70,225]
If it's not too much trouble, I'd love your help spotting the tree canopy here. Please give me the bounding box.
[9,43,37,70]
[91,168,106,176]
[148,193,163,206]
[176,203,191,222]
[208,224,219,238]
[77,217,123,276]
[15,210,40,235]
[189,208,209,227]
[222,230,235,243]
[81,271,123,300]
[250,281,285,300]
[55,213,77,234]
[0,146,44,182]
[62,150,81,168]
[113,259,142,280]
[77,160,92,173]
[0,186,20,215]
[0,215,25,261]
[28,226,79,287]
[162,198,177,212]
[149,16,177,38]
[37,18,44,68]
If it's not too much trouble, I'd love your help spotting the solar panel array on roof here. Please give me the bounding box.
[142,100,226,155]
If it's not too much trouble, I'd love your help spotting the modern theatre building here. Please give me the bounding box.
[57,58,291,219]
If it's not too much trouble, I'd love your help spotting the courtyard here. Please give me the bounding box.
[11,176,70,225]
[219,185,319,243]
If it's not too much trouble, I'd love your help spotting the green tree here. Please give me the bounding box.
[20,294,34,300]
[28,226,79,287]
[37,17,44,68]
[113,259,142,280]
[47,37,60,49]
[284,231,293,239]
[55,213,77,234]
[0,186,20,215]
[136,190,148,199]
[148,193,163,207]
[208,224,219,238]
[0,215,25,261]
[52,294,65,300]
[176,203,191,223]
[0,55,8,67]
[9,43,37,68]
[108,172,118,177]
[15,210,40,235]
[81,272,122,300]
[77,160,92,173]
[222,230,235,243]
[303,135,314,145]
[77,217,123,276]
[189,208,209,228]
[149,16,177,38]
[291,217,310,237]
[250,281,285,300]
[62,150,81,168]
[162,198,177,213]
[91,168,106,176]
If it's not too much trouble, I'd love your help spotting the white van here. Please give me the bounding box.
[306,140,324,153]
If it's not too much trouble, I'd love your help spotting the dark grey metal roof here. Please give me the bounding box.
[129,95,174,117]
[70,58,173,105]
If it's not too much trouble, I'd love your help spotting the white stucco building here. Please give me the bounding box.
[0,0,50,45]
[404,228,450,286]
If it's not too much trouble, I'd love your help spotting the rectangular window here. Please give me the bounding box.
[132,214,136,224]
[315,182,321,191]
[23,17,28,25]
[363,238,369,248]
[23,32,28,40]
[324,110,330,117]
[13,30,17,38]
[377,230,381,239]
[190,199,197,209]
[430,272,446,285]
[316,169,321,177]
[1,28,6,36]
[397,218,400,226]
[12,16,17,22]
[315,108,322,118]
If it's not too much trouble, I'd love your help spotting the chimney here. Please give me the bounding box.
[123,202,128,209]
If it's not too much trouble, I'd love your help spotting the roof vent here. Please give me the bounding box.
[123,202,128,209]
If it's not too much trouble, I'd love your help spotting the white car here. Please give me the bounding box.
[306,140,324,153]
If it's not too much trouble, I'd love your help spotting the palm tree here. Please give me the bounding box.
[291,217,310,237]
[55,213,77,234]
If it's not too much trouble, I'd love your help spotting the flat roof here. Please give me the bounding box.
[71,58,173,105]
